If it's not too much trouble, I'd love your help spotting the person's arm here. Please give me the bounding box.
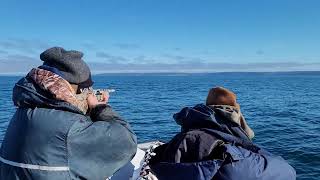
[67,93,137,179]
[215,145,296,180]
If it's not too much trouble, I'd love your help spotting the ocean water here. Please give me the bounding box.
[1,72,320,179]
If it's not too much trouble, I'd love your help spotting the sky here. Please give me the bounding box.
[0,0,320,73]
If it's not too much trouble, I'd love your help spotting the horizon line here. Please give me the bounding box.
[1,70,319,76]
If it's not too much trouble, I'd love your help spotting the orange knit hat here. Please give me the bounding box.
[206,87,239,108]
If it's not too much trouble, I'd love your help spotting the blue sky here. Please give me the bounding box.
[0,0,320,73]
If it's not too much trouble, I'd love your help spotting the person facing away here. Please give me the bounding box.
[0,47,137,180]
[149,87,296,180]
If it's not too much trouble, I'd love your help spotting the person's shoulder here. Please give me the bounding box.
[34,107,85,119]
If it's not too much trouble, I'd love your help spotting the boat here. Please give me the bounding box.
[110,141,163,180]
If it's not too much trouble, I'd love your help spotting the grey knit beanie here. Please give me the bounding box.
[40,47,93,86]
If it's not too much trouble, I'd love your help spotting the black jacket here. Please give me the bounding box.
[150,104,296,180]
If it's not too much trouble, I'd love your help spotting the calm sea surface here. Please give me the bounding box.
[1,72,320,179]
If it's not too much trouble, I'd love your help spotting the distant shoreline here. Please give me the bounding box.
[1,70,320,76]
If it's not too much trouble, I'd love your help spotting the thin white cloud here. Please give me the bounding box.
[0,38,50,54]
[87,62,320,74]
[96,51,130,63]
[113,43,140,49]
[1,60,319,74]
[81,42,98,50]
[0,39,319,74]
[0,50,8,54]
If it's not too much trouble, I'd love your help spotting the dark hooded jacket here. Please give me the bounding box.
[149,104,296,180]
[0,76,137,180]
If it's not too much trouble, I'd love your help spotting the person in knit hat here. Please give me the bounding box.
[206,87,254,139]
[0,47,137,180]
[149,87,295,180]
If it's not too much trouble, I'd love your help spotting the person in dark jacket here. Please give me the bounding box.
[149,87,296,180]
[0,47,137,180]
